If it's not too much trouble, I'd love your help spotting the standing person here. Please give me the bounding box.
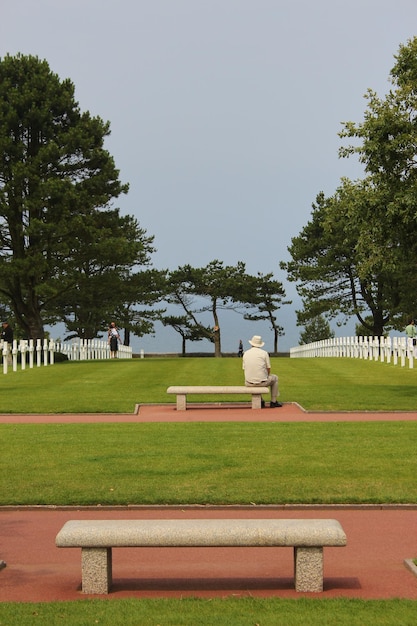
[405,319,417,343]
[242,335,282,408]
[405,319,417,356]
[108,322,122,358]
[1,321,13,365]
[238,339,243,357]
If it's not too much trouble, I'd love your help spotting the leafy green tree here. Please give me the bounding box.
[166,260,259,357]
[161,315,208,355]
[243,272,289,354]
[54,211,156,340]
[282,38,417,336]
[299,314,334,345]
[281,183,396,336]
[339,36,417,323]
[116,269,168,346]
[0,53,132,339]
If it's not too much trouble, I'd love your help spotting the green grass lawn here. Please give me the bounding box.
[0,597,415,626]
[1,356,417,412]
[2,420,417,505]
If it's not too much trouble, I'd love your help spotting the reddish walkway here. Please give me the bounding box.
[1,401,417,423]
[1,403,417,602]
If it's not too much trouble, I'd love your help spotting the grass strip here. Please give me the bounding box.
[1,357,417,413]
[2,421,417,505]
[0,597,415,625]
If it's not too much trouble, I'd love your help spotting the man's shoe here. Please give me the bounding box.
[270,401,283,408]
[261,399,266,408]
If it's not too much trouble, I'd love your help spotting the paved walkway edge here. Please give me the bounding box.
[2,503,417,511]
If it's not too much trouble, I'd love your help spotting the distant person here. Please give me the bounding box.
[238,339,243,357]
[405,319,417,356]
[242,335,282,408]
[108,322,122,358]
[1,321,13,364]
[405,320,417,345]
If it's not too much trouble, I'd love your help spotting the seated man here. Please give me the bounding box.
[242,335,282,408]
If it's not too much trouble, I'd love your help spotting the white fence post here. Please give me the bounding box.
[43,339,48,366]
[12,340,18,371]
[393,337,398,365]
[408,338,414,369]
[400,338,406,367]
[36,339,42,367]
[28,340,34,368]
[2,341,8,374]
[20,340,27,370]
[49,340,55,365]
[385,337,391,364]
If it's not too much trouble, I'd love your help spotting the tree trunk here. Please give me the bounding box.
[273,329,278,355]
[214,328,222,357]
[212,305,222,357]
[15,309,45,340]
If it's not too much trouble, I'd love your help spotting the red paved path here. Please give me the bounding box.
[1,401,417,423]
[1,403,417,602]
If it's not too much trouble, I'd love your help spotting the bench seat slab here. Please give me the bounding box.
[56,519,346,548]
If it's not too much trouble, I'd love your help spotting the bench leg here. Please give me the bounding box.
[176,394,186,411]
[293,546,323,592]
[251,394,262,409]
[81,547,112,594]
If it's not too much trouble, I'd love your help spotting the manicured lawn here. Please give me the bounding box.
[0,597,415,625]
[2,420,417,505]
[0,356,417,412]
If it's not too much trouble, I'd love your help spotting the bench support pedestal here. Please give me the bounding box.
[294,546,323,592]
[175,393,264,410]
[176,394,186,411]
[251,394,262,409]
[80,545,324,594]
[82,547,112,594]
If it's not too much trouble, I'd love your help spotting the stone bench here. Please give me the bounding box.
[55,518,346,594]
[166,385,270,410]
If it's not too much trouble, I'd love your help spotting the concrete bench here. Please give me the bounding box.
[55,518,346,594]
[166,385,270,410]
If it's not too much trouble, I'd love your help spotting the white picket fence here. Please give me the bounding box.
[290,335,416,368]
[1,338,132,374]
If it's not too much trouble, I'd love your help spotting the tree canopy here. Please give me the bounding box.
[299,315,335,345]
[281,182,397,336]
[282,37,417,336]
[339,36,417,324]
[0,53,154,340]
[243,272,289,354]
[165,261,287,356]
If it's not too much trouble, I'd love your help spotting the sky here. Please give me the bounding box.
[1,0,417,354]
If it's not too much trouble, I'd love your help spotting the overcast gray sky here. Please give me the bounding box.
[1,0,416,353]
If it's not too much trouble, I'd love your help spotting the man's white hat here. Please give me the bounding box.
[248,335,264,347]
